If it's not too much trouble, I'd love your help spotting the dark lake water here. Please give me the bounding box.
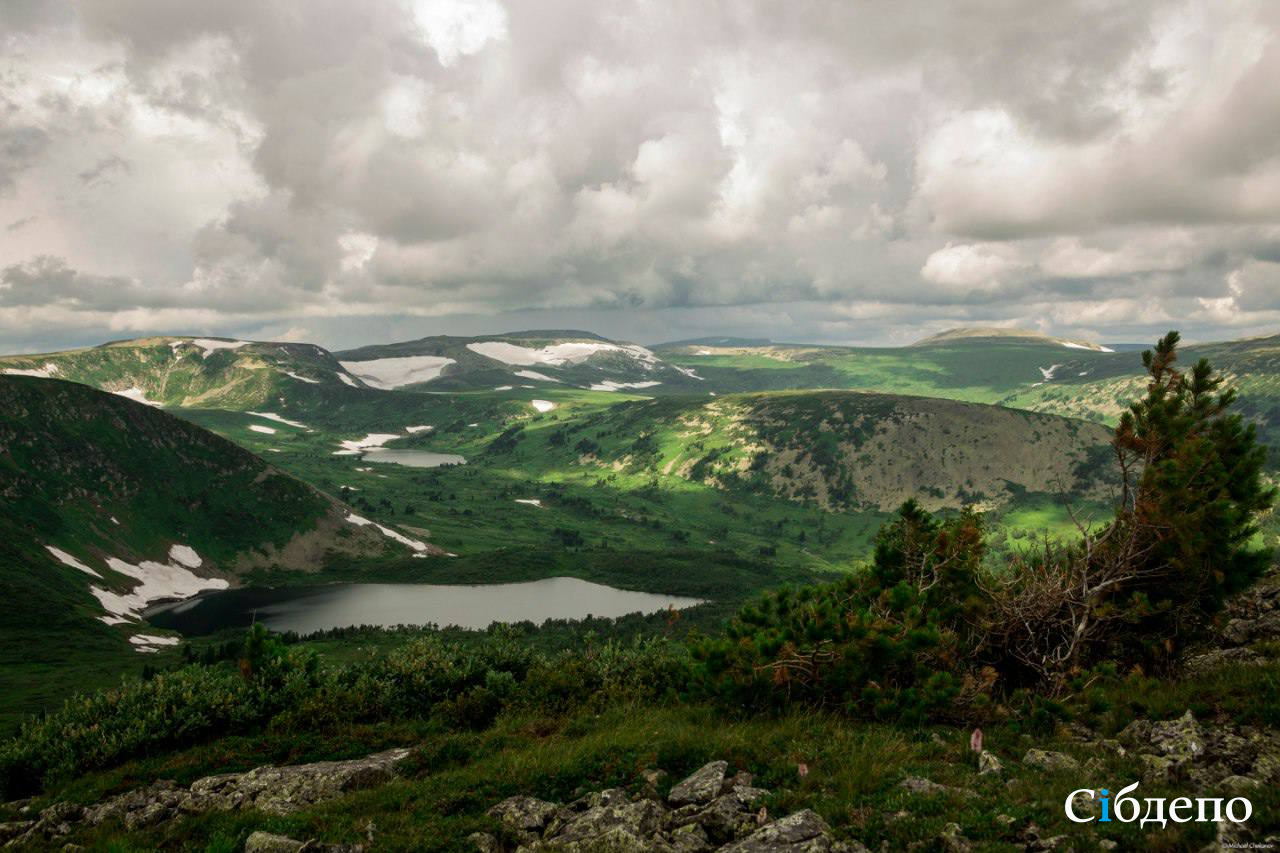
[145,577,704,635]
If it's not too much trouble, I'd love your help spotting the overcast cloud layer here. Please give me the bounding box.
[2,0,1279,352]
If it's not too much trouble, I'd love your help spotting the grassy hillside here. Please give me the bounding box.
[656,328,1280,464]
[183,385,1117,591]
[0,336,368,409]
[0,375,424,730]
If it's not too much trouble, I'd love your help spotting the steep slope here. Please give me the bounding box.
[336,330,705,392]
[0,376,437,667]
[0,336,370,410]
[486,390,1117,513]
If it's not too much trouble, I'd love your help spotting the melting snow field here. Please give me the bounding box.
[338,356,456,389]
[337,371,360,387]
[249,424,277,434]
[130,633,181,654]
[46,545,101,578]
[405,425,433,433]
[345,513,430,555]
[90,546,229,624]
[515,498,543,508]
[588,380,662,392]
[284,370,320,384]
[171,339,251,358]
[531,400,556,413]
[3,362,60,378]
[513,369,560,382]
[249,411,309,429]
[334,432,402,455]
[467,340,659,368]
[113,387,162,407]
[1062,341,1116,353]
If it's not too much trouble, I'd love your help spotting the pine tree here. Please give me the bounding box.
[1108,330,1275,664]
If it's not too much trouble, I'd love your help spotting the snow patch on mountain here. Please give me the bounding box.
[588,380,662,391]
[334,432,402,455]
[171,339,251,358]
[46,546,101,578]
[345,513,430,554]
[113,387,162,406]
[249,411,309,429]
[3,362,59,378]
[467,340,659,369]
[514,369,560,382]
[338,356,456,389]
[91,549,228,622]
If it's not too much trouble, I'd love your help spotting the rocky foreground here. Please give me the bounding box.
[474,760,861,852]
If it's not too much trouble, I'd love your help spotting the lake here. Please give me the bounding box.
[363,448,466,468]
[145,577,704,634]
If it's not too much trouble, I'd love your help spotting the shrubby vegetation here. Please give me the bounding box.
[0,625,687,799]
[1,333,1273,819]
[695,333,1275,712]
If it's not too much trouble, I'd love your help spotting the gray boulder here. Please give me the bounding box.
[487,795,559,834]
[668,761,729,807]
[1021,749,1080,773]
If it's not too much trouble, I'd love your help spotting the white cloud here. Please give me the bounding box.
[920,242,1022,291]
[2,0,1279,350]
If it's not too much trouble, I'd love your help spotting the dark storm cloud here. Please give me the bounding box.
[0,0,1277,352]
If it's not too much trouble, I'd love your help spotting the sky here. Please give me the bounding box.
[2,0,1279,353]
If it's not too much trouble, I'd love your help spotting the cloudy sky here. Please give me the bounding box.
[2,0,1279,353]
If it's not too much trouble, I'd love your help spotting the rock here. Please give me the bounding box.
[487,795,559,833]
[898,777,977,799]
[1220,775,1262,793]
[682,789,770,843]
[1027,835,1071,851]
[1184,647,1263,675]
[1021,749,1080,774]
[641,768,669,798]
[899,777,948,795]
[976,750,1003,776]
[244,832,307,853]
[669,822,714,852]
[240,833,362,853]
[1137,754,1178,785]
[38,803,82,825]
[938,822,971,853]
[1148,710,1205,761]
[467,831,501,853]
[668,761,729,807]
[0,822,33,845]
[553,796,664,845]
[1068,789,1101,820]
[16,746,413,844]
[720,809,849,852]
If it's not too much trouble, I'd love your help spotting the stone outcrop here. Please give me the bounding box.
[478,761,869,852]
[4,748,410,848]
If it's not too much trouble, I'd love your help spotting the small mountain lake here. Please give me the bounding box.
[363,448,466,468]
[145,577,704,635]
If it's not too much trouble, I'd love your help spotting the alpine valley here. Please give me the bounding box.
[1,327,1278,850]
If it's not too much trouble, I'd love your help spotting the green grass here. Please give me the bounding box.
[13,641,1276,852]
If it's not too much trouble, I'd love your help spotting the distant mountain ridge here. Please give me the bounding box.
[909,326,1116,352]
